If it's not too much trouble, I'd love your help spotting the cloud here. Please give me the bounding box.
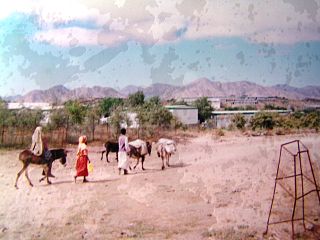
[183,0,320,44]
[83,44,129,71]
[34,27,99,47]
[248,27,320,44]
[1,0,320,48]
[0,15,81,90]
[150,47,184,85]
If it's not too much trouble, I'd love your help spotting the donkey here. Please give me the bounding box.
[14,149,67,189]
[156,139,177,170]
[128,141,152,171]
[101,141,118,162]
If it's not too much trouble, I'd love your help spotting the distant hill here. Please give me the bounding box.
[9,85,124,103]
[120,78,318,100]
[5,78,320,103]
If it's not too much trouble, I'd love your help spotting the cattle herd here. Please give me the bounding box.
[14,138,177,188]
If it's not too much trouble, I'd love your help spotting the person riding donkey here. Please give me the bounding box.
[30,126,54,177]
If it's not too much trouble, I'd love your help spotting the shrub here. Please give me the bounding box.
[302,111,320,130]
[250,112,279,130]
[232,113,246,130]
[216,128,225,136]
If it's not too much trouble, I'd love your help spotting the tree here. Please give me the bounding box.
[132,99,174,138]
[87,104,101,141]
[63,101,88,142]
[193,97,214,123]
[47,108,68,129]
[64,100,87,125]
[128,91,145,107]
[99,97,123,117]
[0,99,10,144]
[11,109,43,130]
[148,96,161,105]
[109,105,131,138]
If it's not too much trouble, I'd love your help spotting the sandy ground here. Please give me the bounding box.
[1,132,320,239]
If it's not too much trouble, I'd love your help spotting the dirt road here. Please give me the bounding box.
[1,133,320,239]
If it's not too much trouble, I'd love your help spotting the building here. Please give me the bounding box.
[165,105,198,125]
[100,112,139,128]
[220,97,258,108]
[212,109,291,128]
[7,102,63,125]
[182,97,221,109]
[7,102,53,110]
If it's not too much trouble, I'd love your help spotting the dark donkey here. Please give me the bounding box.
[101,141,119,162]
[14,149,67,189]
[129,141,152,171]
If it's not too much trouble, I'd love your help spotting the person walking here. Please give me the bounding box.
[118,128,130,175]
[74,135,90,183]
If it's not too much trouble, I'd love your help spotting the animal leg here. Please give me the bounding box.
[166,155,170,167]
[24,167,33,187]
[106,151,110,163]
[43,165,52,185]
[14,163,28,189]
[161,156,165,170]
[141,156,145,171]
[39,176,45,182]
[133,157,140,169]
[48,167,55,178]
[116,152,118,162]
[41,169,55,177]
[101,150,106,161]
[41,162,55,178]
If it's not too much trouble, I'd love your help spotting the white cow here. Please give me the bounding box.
[156,138,177,170]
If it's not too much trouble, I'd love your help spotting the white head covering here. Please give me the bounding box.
[77,135,87,155]
[30,126,43,156]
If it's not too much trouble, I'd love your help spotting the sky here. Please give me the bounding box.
[0,0,320,97]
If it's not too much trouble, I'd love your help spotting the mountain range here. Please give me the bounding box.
[4,78,320,103]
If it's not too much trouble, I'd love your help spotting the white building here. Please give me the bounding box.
[7,102,53,110]
[121,112,139,129]
[165,105,198,125]
[100,112,140,129]
[182,97,221,109]
[7,102,63,126]
[212,110,292,128]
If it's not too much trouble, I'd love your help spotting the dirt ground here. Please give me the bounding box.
[1,132,320,239]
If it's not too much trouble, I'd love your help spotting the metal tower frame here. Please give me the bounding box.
[264,140,320,239]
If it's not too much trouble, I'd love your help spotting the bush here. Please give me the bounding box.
[250,112,279,130]
[302,111,320,130]
[216,128,225,136]
[232,113,246,130]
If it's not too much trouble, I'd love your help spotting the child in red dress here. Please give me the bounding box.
[74,135,90,183]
